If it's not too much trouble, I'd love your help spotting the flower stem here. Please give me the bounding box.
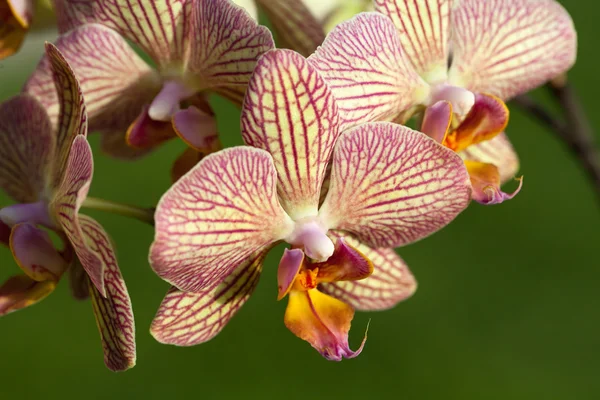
[512,79,600,205]
[82,197,155,226]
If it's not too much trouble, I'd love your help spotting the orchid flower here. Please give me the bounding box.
[24,0,275,180]
[0,44,135,371]
[308,0,577,204]
[148,49,471,360]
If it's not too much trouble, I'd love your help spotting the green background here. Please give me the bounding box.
[1,1,598,399]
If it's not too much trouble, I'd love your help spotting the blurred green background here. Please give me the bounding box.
[1,1,599,399]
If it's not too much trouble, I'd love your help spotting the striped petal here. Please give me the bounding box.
[231,0,257,20]
[54,0,191,68]
[51,136,105,297]
[241,49,340,219]
[460,132,519,184]
[0,275,56,316]
[320,233,416,311]
[465,160,523,205]
[44,43,89,190]
[150,147,294,293]
[255,0,325,57]
[308,13,427,130]
[319,122,471,248]
[24,24,161,153]
[0,0,33,59]
[151,249,267,346]
[0,95,53,203]
[448,0,577,100]
[80,214,136,371]
[374,0,452,82]
[189,0,275,105]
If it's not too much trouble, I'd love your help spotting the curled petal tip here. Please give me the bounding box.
[478,176,524,205]
[322,319,369,362]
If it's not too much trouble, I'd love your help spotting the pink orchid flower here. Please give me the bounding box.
[24,0,275,180]
[0,44,135,371]
[148,49,472,360]
[309,0,577,204]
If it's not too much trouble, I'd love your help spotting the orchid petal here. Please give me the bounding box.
[319,122,471,248]
[308,13,427,130]
[421,100,452,144]
[465,160,523,205]
[150,146,294,293]
[79,214,136,371]
[231,0,258,20]
[285,288,366,361]
[126,106,176,149]
[444,93,509,153]
[45,43,89,190]
[242,49,340,219]
[189,0,275,105]
[25,24,161,151]
[315,238,373,284]
[0,201,53,228]
[255,0,325,57]
[374,0,452,81]
[9,223,68,282]
[0,95,53,203]
[151,249,267,346]
[172,106,220,153]
[0,275,56,316]
[448,0,577,100]
[320,233,416,311]
[277,248,304,300]
[55,0,191,68]
[51,136,105,296]
[171,148,203,183]
[460,132,519,185]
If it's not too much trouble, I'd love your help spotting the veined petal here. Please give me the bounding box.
[448,0,577,100]
[0,275,56,316]
[460,132,519,184]
[241,49,340,219]
[465,160,523,205]
[150,146,293,293]
[285,288,366,361]
[54,0,191,68]
[255,0,325,57]
[151,249,267,346]
[308,13,427,130]
[231,0,257,20]
[443,93,509,153]
[374,0,452,81]
[24,24,161,149]
[51,136,105,296]
[189,0,275,105]
[319,122,471,248]
[9,223,68,282]
[79,214,136,372]
[45,43,89,190]
[320,233,416,311]
[0,95,53,203]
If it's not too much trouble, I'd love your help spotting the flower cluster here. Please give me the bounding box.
[0,0,576,370]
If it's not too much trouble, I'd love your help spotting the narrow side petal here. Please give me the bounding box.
[150,146,293,293]
[24,24,161,148]
[374,0,453,81]
[151,249,267,346]
[460,132,520,184]
[285,288,366,361]
[190,0,275,105]
[421,100,452,144]
[54,0,191,68]
[465,160,523,205]
[277,248,304,300]
[0,95,53,203]
[80,214,136,371]
[241,49,340,219]
[320,233,416,311]
[45,43,89,189]
[255,0,325,57]
[0,275,56,316]
[449,0,577,100]
[320,122,471,248]
[308,13,427,130]
[51,136,105,296]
